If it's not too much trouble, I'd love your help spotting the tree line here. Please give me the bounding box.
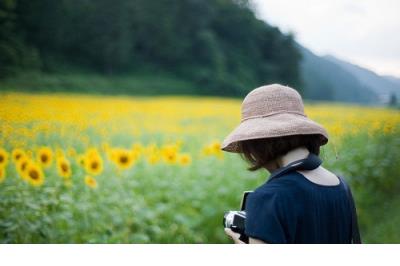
[0,0,302,96]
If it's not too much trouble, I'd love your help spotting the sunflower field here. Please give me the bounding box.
[0,92,399,243]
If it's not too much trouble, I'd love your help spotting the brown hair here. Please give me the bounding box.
[238,134,323,171]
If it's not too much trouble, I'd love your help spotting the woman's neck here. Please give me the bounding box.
[277,146,310,168]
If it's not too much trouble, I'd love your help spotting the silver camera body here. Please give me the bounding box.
[223,191,253,243]
[223,210,246,233]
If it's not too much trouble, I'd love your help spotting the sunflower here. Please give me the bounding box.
[37,147,53,168]
[16,157,31,181]
[0,167,6,183]
[57,156,72,178]
[178,153,192,166]
[202,141,224,159]
[163,150,177,164]
[12,148,26,163]
[84,153,103,176]
[210,141,221,153]
[161,144,178,164]
[114,149,136,170]
[26,163,45,186]
[0,148,9,168]
[84,175,97,189]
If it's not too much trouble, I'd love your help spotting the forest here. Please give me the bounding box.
[0,0,302,96]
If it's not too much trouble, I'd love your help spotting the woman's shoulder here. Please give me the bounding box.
[258,171,306,191]
[250,174,302,202]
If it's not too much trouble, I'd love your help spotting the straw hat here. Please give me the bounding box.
[221,84,329,153]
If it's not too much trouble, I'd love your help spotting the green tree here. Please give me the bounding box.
[3,0,302,97]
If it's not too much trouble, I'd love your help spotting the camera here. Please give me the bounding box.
[223,191,252,243]
[223,210,246,233]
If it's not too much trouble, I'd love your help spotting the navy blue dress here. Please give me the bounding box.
[244,171,353,244]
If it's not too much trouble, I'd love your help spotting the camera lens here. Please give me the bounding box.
[223,211,234,228]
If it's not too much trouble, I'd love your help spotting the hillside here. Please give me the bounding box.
[0,0,301,97]
[299,45,378,104]
[325,56,400,103]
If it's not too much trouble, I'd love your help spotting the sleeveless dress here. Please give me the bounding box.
[244,171,353,243]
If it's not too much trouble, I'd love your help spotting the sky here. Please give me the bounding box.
[250,0,400,77]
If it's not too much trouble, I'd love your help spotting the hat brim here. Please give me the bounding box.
[221,113,329,153]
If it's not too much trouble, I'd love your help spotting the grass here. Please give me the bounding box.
[0,71,199,97]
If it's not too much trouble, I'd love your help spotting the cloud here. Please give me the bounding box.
[250,0,400,76]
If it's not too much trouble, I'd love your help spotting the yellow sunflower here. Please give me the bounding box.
[0,148,9,168]
[112,148,136,170]
[178,153,192,166]
[26,163,45,186]
[210,141,221,153]
[202,141,224,159]
[57,156,72,178]
[0,167,6,183]
[161,144,178,164]
[37,147,53,168]
[84,153,103,176]
[84,175,97,189]
[12,148,26,163]
[16,157,31,181]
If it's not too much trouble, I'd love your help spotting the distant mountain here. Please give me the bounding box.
[324,55,400,104]
[298,45,378,104]
[383,75,400,87]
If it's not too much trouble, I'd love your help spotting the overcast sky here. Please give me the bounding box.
[251,0,400,77]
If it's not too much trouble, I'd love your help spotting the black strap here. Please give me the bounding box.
[239,234,249,244]
[268,153,322,181]
[340,176,362,244]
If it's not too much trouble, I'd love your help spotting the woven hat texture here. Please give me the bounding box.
[221,84,329,153]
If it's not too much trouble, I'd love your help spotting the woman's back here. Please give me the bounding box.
[244,171,353,244]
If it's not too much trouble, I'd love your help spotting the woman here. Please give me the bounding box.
[220,84,361,244]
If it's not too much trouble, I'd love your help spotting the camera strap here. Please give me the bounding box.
[267,152,322,182]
